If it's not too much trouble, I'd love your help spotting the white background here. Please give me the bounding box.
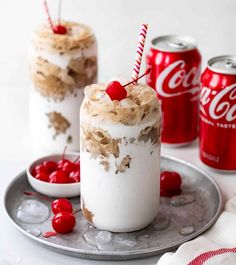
[0,1,236,265]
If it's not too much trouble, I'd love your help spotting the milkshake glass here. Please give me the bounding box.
[80,82,161,232]
[29,21,97,154]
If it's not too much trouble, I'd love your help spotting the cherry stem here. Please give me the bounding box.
[72,154,80,163]
[124,68,151,87]
[62,146,67,161]
[58,0,62,25]
[73,209,81,215]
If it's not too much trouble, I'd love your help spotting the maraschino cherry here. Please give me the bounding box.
[52,212,76,233]
[69,170,80,183]
[53,24,67,35]
[105,68,151,101]
[57,158,71,168]
[43,160,58,173]
[160,171,182,197]
[49,170,70,184]
[52,198,73,214]
[35,172,49,182]
[106,81,127,101]
[32,164,50,176]
[62,160,79,174]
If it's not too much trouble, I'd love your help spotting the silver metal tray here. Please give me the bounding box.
[4,156,222,261]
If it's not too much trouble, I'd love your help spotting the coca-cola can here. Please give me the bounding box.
[200,55,236,171]
[146,35,201,145]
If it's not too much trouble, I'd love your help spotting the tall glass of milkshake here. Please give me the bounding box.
[80,82,161,232]
[29,21,97,154]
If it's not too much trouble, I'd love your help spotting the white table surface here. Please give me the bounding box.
[1,87,236,265]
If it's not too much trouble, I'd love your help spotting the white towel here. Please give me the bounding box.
[157,196,236,265]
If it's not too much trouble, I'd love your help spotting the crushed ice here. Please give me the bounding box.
[16,199,50,224]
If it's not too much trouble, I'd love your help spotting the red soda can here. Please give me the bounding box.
[200,55,236,171]
[146,35,201,145]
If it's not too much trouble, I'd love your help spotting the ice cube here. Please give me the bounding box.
[171,194,195,207]
[179,226,194,235]
[95,231,112,244]
[26,228,42,237]
[16,199,50,224]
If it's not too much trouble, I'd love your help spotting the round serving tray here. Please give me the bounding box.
[4,156,222,261]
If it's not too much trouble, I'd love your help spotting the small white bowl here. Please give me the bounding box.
[27,153,80,198]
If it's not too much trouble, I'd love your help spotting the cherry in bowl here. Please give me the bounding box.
[27,153,80,198]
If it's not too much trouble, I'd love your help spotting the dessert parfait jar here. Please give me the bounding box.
[80,83,161,232]
[29,21,97,154]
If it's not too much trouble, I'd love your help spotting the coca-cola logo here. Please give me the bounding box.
[200,84,236,122]
[156,60,200,100]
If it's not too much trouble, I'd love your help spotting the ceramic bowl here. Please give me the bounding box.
[27,153,80,198]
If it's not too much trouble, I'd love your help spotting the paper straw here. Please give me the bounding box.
[132,24,148,82]
[43,0,54,32]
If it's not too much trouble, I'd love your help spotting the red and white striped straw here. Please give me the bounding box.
[43,0,54,32]
[132,24,148,82]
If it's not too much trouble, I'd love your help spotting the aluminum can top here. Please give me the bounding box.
[208,55,236,75]
[151,35,197,52]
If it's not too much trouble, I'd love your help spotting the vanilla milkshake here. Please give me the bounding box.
[29,21,97,154]
[80,83,161,232]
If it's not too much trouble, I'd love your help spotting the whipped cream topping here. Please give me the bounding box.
[32,21,95,53]
[81,83,161,125]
